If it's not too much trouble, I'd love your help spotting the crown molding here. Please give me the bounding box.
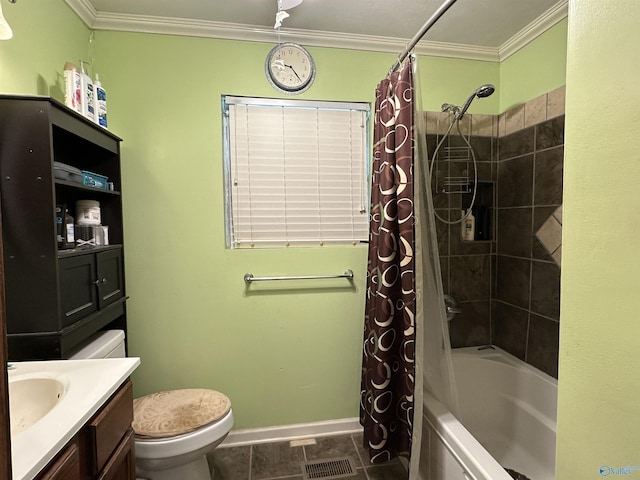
[499,0,568,60]
[64,0,96,27]
[64,0,564,63]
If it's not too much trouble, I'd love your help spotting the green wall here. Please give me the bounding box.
[500,19,568,111]
[0,0,566,431]
[0,0,89,99]
[557,1,640,478]
[92,32,502,429]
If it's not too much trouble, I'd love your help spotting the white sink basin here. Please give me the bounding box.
[9,376,66,436]
[9,358,140,480]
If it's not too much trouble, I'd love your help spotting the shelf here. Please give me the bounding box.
[55,179,121,196]
[57,244,123,259]
[1,95,127,361]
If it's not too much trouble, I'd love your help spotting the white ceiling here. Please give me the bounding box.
[67,0,567,61]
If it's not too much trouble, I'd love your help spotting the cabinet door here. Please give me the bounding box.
[36,440,81,480]
[96,249,124,309]
[98,429,135,480]
[59,255,98,327]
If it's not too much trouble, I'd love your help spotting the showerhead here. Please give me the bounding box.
[476,84,495,98]
[458,83,496,119]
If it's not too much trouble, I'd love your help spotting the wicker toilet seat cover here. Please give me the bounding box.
[133,389,231,438]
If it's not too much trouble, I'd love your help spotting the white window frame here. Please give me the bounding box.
[222,95,370,249]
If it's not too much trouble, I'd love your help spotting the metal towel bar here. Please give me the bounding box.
[244,269,354,283]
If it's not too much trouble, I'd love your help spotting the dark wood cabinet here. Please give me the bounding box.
[36,380,135,480]
[0,95,128,360]
[36,440,81,480]
[58,247,125,328]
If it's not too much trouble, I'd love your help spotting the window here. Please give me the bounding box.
[223,96,370,248]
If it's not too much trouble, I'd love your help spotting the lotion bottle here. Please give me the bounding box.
[63,62,82,114]
[462,208,475,241]
[93,74,108,128]
[79,61,95,121]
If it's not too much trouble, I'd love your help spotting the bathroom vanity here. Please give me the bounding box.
[0,95,128,360]
[9,358,140,480]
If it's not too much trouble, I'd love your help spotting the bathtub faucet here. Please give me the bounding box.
[444,295,462,321]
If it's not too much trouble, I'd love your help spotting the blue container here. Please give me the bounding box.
[81,170,108,189]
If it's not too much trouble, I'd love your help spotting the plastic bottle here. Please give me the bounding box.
[63,62,82,114]
[56,204,65,247]
[93,74,108,128]
[462,208,475,241]
[56,204,75,249]
[79,61,95,121]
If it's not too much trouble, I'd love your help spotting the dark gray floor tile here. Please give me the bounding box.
[365,458,408,480]
[252,441,305,480]
[208,445,251,480]
[352,432,373,467]
[304,434,360,463]
[352,468,369,479]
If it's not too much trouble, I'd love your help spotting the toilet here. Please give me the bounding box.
[69,330,234,480]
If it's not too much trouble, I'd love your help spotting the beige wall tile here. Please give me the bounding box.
[471,114,495,137]
[536,215,563,255]
[553,205,563,223]
[426,111,439,135]
[525,94,547,127]
[505,104,525,135]
[547,85,566,118]
[456,114,471,136]
[552,246,562,266]
[427,111,458,135]
[499,112,506,137]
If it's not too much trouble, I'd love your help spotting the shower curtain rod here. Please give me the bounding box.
[389,0,459,74]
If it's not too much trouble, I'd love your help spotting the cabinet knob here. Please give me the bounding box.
[94,278,108,286]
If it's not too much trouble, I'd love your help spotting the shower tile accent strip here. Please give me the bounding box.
[428,84,565,378]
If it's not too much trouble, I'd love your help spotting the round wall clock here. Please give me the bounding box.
[265,42,316,94]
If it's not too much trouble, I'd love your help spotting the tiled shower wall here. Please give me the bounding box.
[426,86,565,378]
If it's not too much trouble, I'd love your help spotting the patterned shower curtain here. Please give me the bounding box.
[360,60,416,465]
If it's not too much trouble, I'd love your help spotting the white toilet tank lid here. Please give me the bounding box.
[69,330,125,359]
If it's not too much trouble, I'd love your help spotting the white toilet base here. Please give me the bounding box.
[136,454,212,480]
[136,455,212,480]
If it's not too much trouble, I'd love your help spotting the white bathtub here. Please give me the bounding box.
[420,346,557,480]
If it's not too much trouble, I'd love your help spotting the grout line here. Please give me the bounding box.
[350,433,366,468]
[248,444,253,480]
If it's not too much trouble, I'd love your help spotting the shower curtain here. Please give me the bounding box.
[360,56,459,476]
[360,59,418,465]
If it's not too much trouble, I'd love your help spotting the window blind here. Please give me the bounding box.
[224,97,370,248]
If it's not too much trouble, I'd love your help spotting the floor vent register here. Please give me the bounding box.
[301,456,358,480]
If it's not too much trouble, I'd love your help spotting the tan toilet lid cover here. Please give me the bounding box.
[133,389,231,438]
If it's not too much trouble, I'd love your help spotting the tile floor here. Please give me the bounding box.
[207,432,408,480]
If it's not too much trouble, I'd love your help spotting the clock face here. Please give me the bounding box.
[265,43,315,94]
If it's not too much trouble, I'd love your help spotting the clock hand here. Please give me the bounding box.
[284,64,302,82]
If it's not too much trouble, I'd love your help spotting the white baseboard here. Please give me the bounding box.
[220,417,363,448]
